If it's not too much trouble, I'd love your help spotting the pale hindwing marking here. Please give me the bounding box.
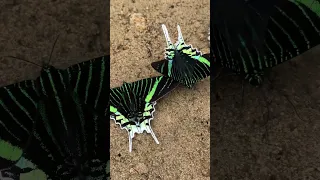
[159,24,209,88]
[110,102,158,152]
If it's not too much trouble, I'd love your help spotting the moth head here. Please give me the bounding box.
[37,65,68,97]
[39,65,65,83]
[42,65,55,72]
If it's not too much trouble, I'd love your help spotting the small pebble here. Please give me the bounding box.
[130,13,147,31]
[136,163,148,174]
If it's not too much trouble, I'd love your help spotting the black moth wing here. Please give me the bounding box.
[23,82,109,179]
[66,55,110,178]
[109,85,126,117]
[132,75,179,103]
[66,55,110,118]
[0,55,110,179]
[110,76,179,117]
[212,0,279,53]
[212,0,320,84]
[150,60,167,75]
[0,80,39,169]
[151,56,210,88]
[263,0,320,68]
[211,2,269,84]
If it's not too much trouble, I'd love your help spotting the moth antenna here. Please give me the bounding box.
[3,56,43,68]
[177,24,184,43]
[161,24,172,47]
[47,34,60,66]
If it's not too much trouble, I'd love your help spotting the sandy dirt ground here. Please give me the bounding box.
[110,0,210,179]
[212,44,320,179]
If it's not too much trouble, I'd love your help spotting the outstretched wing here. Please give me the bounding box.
[110,75,179,116]
[110,75,179,119]
[0,56,110,178]
[22,89,109,179]
[132,75,179,102]
[212,0,279,53]
[67,55,110,118]
[264,0,320,67]
[0,80,39,169]
[151,55,210,88]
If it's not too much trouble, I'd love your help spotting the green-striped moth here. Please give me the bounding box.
[110,76,179,152]
[0,55,110,179]
[211,0,320,86]
[151,24,211,88]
